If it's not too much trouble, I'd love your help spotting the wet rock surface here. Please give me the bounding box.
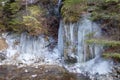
[0,52,6,61]
[90,74,113,80]
[111,63,120,80]
[91,63,120,80]
[0,65,90,80]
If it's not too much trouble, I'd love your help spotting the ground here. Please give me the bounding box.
[0,65,90,80]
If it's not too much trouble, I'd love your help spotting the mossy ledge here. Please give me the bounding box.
[86,39,120,47]
[102,53,120,61]
[86,39,120,61]
[61,0,87,23]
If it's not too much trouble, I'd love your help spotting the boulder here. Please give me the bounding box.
[0,52,6,61]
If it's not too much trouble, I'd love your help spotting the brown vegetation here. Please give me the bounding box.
[0,38,8,51]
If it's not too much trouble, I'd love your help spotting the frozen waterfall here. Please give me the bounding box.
[0,15,112,75]
[58,15,103,63]
[0,33,61,66]
[58,15,113,74]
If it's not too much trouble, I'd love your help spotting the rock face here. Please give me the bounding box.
[0,0,60,37]
[0,53,6,61]
[21,0,60,37]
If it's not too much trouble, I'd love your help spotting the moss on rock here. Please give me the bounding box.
[0,0,59,37]
[86,39,120,47]
[102,53,120,61]
[61,0,87,23]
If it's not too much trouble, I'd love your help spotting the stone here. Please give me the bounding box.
[65,54,77,63]
[0,52,6,61]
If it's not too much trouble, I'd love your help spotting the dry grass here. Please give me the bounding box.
[0,38,8,51]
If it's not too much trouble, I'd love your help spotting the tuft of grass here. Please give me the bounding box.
[61,0,87,23]
[86,39,120,47]
[102,53,120,60]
